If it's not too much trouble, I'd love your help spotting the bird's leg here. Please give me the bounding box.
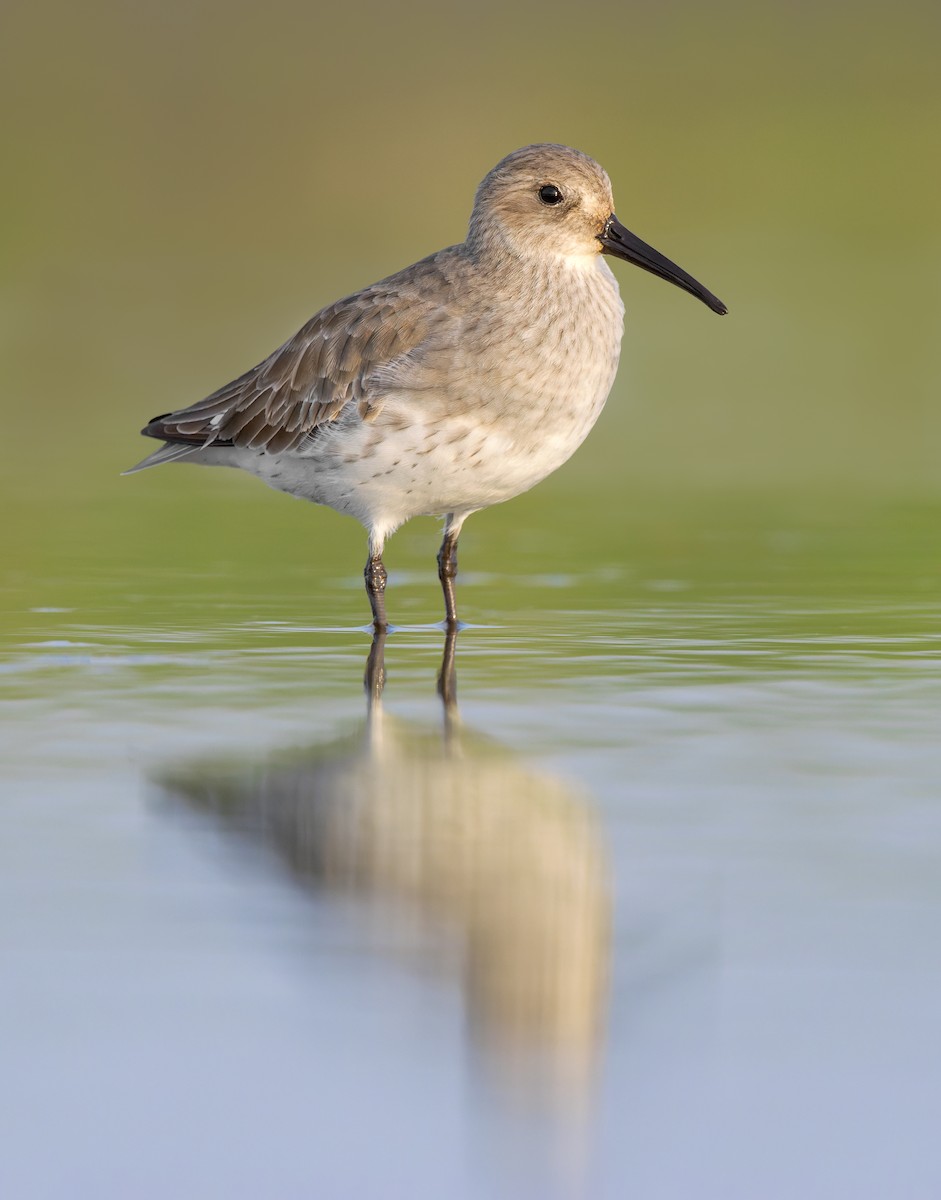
[364,536,389,631]
[436,515,463,628]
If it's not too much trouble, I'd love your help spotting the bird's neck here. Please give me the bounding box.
[463,235,620,315]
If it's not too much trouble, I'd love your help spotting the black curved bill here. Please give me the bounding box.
[598,215,727,315]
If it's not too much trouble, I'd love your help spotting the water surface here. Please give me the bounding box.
[3,499,941,1199]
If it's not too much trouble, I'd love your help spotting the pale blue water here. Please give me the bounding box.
[2,561,941,1199]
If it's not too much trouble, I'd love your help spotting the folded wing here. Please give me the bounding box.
[138,250,464,460]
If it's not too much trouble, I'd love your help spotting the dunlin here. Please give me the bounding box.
[127,144,726,628]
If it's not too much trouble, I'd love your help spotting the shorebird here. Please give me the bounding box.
[127,143,726,628]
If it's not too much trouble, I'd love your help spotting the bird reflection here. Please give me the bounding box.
[154,627,610,1098]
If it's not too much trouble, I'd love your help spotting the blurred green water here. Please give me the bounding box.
[5,482,941,684]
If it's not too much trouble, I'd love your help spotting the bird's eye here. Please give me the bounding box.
[538,184,563,207]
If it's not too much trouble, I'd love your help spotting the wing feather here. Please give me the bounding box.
[142,249,466,454]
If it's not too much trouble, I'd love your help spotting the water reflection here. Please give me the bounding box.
[153,628,611,1099]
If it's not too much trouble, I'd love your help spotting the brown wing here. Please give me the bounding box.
[143,250,464,455]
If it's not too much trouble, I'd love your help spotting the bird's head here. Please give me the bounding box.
[468,143,727,315]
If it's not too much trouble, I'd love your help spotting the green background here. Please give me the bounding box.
[4,0,940,613]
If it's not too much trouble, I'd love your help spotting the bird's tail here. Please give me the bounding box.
[121,441,203,475]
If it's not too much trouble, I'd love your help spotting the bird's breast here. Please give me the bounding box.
[366,258,625,512]
[472,256,624,442]
[400,256,623,419]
